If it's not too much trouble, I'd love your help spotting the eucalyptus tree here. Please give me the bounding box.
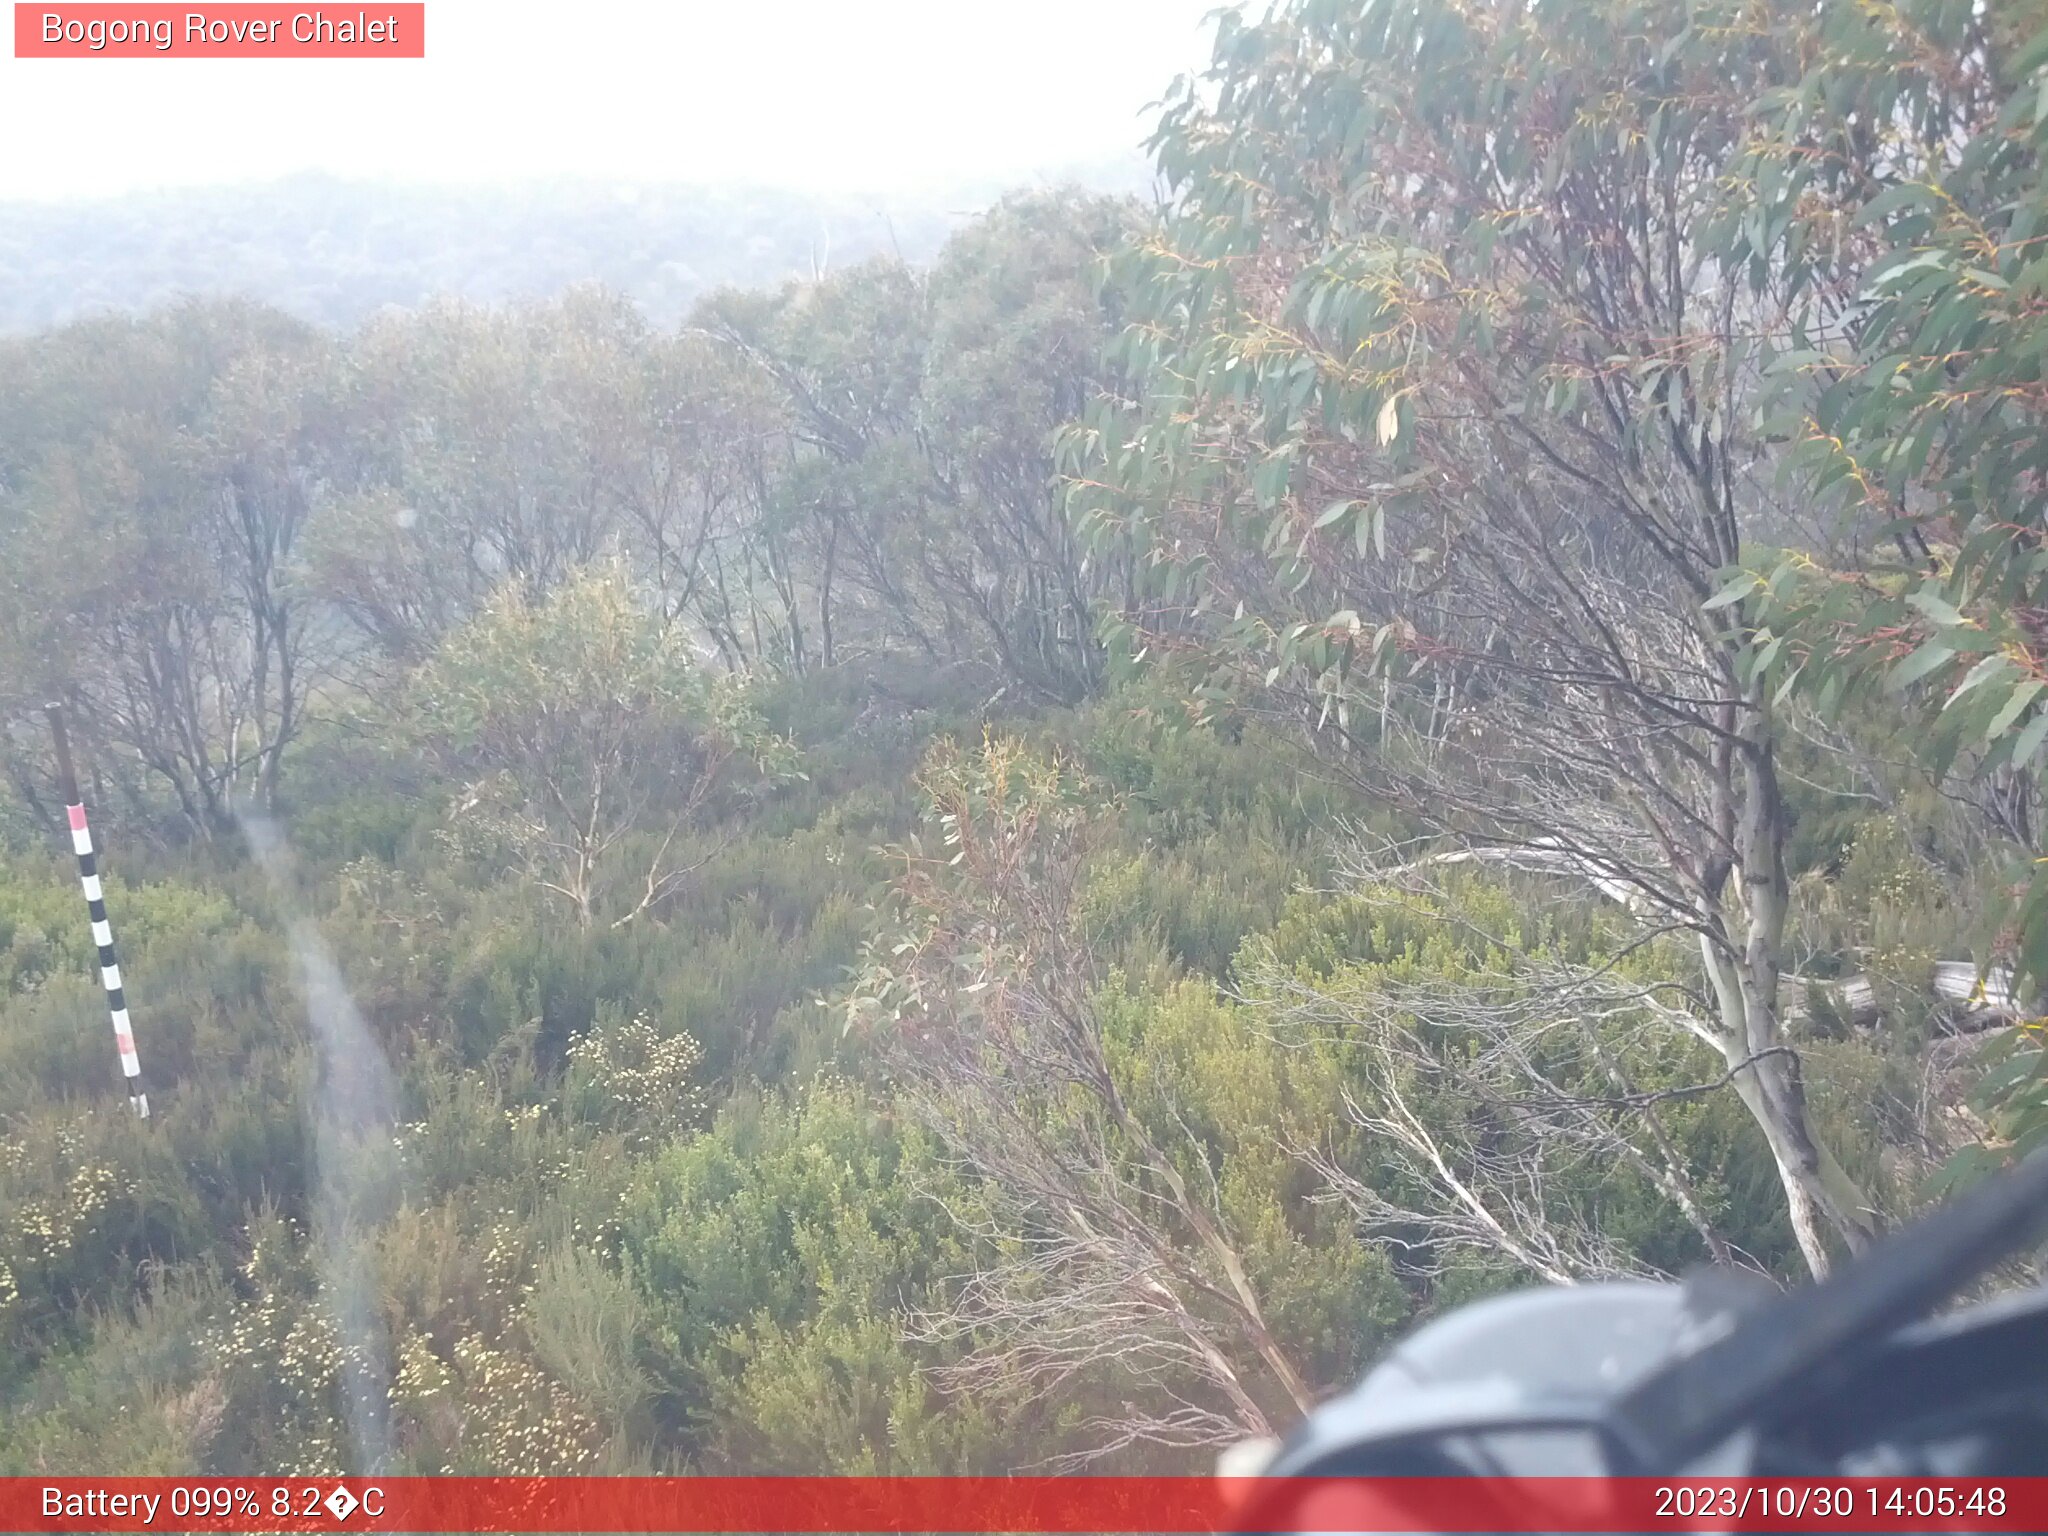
[693,262,942,672]
[624,330,790,659]
[1714,3,2048,1162]
[1063,0,1885,1273]
[311,289,654,664]
[0,301,341,834]
[409,561,793,929]
[689,192,1137,695]
[917,192,1140,703]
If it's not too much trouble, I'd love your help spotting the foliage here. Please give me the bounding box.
[616,1077,1014,1472]
[1708,5,2048,1159]
[1058,0,1919,1274]
[411,561,793,927]
[0,61,2035,1476]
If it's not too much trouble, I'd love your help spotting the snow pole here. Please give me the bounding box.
[45,703,148,1117]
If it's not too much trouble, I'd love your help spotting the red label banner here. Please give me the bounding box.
[14,4,424,57]
[0,1476,2040,1533]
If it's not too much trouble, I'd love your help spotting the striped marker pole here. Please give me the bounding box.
[45,704,148,1118]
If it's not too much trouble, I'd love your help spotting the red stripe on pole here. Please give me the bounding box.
[66,803,86,831]
[2,1477,2041,1533]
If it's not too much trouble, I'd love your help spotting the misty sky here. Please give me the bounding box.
[0,1,1236,201]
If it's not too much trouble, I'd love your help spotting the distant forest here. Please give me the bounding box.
[0,175,1092,333]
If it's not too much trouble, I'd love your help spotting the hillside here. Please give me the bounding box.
[0,175,1014,333]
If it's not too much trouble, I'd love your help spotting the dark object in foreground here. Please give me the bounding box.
[1246,1150,2048,1518]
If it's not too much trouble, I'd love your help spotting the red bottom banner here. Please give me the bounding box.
[7,1476,2042,1533]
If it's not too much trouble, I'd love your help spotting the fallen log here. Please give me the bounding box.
[1783,962,2025,1034]
[1367,842,2031,1033]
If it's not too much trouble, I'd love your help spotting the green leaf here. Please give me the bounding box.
[1315,499,1356,529]
[1887,639,1956,691]
[1946,652,2015,705]
[1702,574,1757,612]
[1922,1143,1997,1201]
[1906,589,1966,628]
[1987,679,2045,742]
[2013,709,2048,767]
[2016,23,2048,76]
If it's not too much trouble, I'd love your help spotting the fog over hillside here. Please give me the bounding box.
[0,168,1151,333]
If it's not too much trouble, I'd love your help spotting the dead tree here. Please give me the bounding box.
[1236,923,1762,1288]
[851,739,1313,1462]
